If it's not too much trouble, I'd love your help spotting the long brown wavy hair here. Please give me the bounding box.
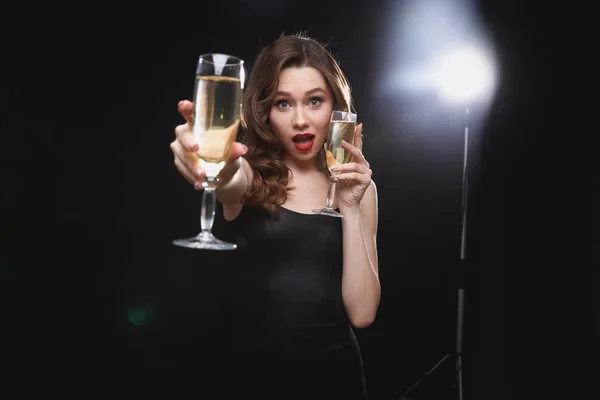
[241,33,354,216]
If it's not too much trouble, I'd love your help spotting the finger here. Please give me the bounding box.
[354,123,364,153]
[170,139,205,183]
[174,154,206,190]
[330,162,371,176]
[334,171,372,184]
[173,155,198,187]
[341,139,369,168]
[178,100,194,125]
[174,123,198,153]
[228,142,248,162]
[219,143,249,179]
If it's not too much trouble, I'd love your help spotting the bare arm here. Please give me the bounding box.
[215,157,254,221]
[340,181,380,328]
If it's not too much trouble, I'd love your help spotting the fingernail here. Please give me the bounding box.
[191,144,199,152]
[242,145,248,155]
[178,101,184,107]
[341,140,348,146]
[194,182,201,190]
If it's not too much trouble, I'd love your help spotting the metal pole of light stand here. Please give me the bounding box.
[455,106,469,400]
[399,106,469,400]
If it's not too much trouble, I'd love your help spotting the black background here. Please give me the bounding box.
[2,1,587,399]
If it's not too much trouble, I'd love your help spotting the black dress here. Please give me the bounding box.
[212,204,368,400]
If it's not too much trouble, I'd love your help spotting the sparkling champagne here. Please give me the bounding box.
[193,75,242,177]
[325,120,356,170]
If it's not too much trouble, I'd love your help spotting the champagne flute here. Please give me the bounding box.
[312,110,357,218]
[173,53,244,250]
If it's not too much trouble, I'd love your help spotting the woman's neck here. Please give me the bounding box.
[282,153,319,175]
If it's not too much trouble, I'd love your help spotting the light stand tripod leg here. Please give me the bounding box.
[399,353,451,399]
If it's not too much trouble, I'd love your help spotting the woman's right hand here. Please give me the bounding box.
[170,100,248,190]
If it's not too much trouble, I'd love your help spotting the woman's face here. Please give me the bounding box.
[268,66,334,164]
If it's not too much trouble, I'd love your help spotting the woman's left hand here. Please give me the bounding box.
[330,123,373,213]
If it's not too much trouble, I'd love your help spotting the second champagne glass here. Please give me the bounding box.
[173,53,244,250]
[312,110,357,218]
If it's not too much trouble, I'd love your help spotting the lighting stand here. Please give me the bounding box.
[399,107,470,400]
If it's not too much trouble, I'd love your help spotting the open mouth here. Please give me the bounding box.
[292,134,316,151]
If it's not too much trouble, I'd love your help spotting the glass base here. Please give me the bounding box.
[312,207,343,218]
[173,231,237,251]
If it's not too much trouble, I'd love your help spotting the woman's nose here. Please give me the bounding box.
[292,109,309,129]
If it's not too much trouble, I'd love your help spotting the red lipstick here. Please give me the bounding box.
[292,133,316,152]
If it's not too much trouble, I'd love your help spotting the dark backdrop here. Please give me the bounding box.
[2,1,578,399]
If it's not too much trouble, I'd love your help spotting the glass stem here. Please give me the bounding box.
[200,177,219,235]
[326,178,336,209]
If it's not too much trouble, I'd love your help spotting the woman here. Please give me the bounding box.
[170,33,379,399]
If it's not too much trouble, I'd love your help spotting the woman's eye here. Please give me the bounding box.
[276,100,290,108]
[309,97,323,107]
